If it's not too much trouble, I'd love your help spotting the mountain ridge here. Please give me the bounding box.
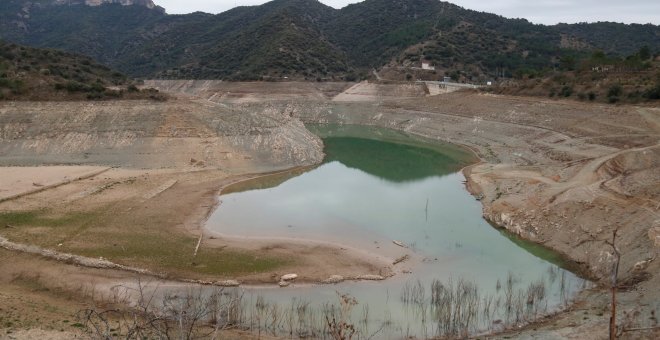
[0,0,657,81]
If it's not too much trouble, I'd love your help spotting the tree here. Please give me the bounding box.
[606,230,621,340]
[638,46,651,61]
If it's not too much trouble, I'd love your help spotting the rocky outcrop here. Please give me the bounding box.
[53,0,160,9]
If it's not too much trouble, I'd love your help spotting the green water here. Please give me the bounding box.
[205,125,584,338]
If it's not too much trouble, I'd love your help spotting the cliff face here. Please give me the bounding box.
[52,0,163,11]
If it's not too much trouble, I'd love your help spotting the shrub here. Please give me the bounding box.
[588,92,596,101]
[607,84,623,98]
[64,81,88,92]
[607,84,622,103]
[644,83,660,100]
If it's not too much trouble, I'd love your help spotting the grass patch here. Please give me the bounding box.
[0,210,95,229]
[0,209,289,279]
[70,231,289,278]
[0,211,41,226]
[0,210,105,247]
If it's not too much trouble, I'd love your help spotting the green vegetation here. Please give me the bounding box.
[73,231,289,278]
[0,210,93,230]
[0,209,288,278]
[0,40,166,100]
[0,0,657,81]
[488,46,660,104]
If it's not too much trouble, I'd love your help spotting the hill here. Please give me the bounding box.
[0,0,658,82]
[486,48,660,104]
[0,41,163,100]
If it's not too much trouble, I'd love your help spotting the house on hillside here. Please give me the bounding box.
[592,65,614,72]
[421,62,435,71]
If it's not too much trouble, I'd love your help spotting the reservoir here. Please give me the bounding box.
[205,124,585,338]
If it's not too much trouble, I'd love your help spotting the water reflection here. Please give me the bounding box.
[201,125,585,338]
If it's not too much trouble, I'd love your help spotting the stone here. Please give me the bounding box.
[281,273,298,281]
[322,275,344,284]
[356,274,385,281]
[648,227,660,247]
[215,280,240,287]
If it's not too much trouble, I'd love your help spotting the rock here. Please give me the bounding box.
[392,240,407,248]
[648,227,660,247]
[322,275,344,284]
[633,259,651,272]
[215,280,240,287]
[281,273,298,281]
[393,254,410,265]
[278,281,290,287]
[356,274,385,281]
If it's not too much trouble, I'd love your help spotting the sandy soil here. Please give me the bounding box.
[0,82,658,338]
[0,166,108,202]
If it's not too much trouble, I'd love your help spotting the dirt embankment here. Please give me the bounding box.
[0,99,323,171]
[300,90,659,338]
[0,82,658,338]
[143,80,354,103]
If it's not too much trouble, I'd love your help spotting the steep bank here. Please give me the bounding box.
[0,99,323,170]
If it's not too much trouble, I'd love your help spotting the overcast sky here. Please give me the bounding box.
[155,0,659,25]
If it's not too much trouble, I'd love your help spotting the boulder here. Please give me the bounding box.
[281,273,298,281]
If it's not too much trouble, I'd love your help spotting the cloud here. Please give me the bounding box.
[154,0,660,25]
[449,0,660,24]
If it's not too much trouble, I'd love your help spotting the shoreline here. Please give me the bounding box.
[1,88,656,339]
[193,164,419,285]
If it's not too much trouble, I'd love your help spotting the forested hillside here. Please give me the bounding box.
[0,41,163,100]
[0,0,658,81]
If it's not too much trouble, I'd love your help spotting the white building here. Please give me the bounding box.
[421,62,435,71]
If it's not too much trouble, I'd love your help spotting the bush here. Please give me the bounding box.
[588,92,597,101]
[64,81,88,93]
[607,84,623,98]
[607,84,622,103]
[559,85,573,97]
[644,83,660,100]
[86,92,103,100]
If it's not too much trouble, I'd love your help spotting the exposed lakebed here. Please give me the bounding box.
[204,125,586,338]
